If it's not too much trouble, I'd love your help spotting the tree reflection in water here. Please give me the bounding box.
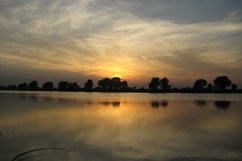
[214,101,231,109]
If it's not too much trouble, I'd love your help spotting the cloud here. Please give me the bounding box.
[0,0,242,86]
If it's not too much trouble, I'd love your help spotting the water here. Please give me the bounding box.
[0,91,242,161]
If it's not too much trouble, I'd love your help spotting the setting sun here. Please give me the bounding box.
[96,65,129,79]
[111,67,124,77]
[112,73,123,78]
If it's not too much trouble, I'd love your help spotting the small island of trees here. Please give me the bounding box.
[0,75,241,93]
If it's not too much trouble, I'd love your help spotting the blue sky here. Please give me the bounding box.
[0,0,242,87]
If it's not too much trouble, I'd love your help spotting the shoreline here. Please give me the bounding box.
[1,89,242,94]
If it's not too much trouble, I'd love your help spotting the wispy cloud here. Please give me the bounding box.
[0,0,242,86]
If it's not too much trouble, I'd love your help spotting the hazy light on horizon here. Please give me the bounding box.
[0,0,242,87]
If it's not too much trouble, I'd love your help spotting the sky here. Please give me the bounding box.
[0,0,242,87]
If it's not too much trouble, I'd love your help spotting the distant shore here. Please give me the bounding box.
[1,88,242,94]
[1,75,240,93]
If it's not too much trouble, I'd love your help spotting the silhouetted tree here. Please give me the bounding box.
[160,77,171,90]
[149,77,160,91]
[28,80,38,90]
[98,78,112,90]
[58,81,80,91]
[43,82,54,91]
[231,83,238,90]
[18,82,28,90]
[67,82,80,91]
[84,79,93,91]
[111,77,121,90]
[193,79,207,90]
[98,77,128,91]
[206,83,212,90]
[120,81,128,90]
[58,81,69,91]
[213,76,232,90]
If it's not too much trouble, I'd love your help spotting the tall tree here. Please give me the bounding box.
[67,82,80,91]
[98,77,128,91]
[193,79,207,90]
[206,83,212,90]
[149,77,160,91]
[111,77,121,90]
[213,76,232,90]
[58,81,69,91]
[231,83,238,90]
[42,82,54,91]
[160,77,171,90]
[18,82,28,90]
[84,79,93,91]
[28,80,38,90]
[120,81,128,90]
[98,78,112,90]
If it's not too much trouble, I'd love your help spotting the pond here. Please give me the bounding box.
[0,91,242,161]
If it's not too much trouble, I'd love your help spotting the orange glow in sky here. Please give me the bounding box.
[0,0,242,87]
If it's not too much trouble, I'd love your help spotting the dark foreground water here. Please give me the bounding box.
[0,91,242,161]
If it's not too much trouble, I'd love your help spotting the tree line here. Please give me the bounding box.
[0,75,240,93]
[148,76,238,92]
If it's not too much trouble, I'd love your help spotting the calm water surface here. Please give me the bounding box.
[0,91,242,161]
